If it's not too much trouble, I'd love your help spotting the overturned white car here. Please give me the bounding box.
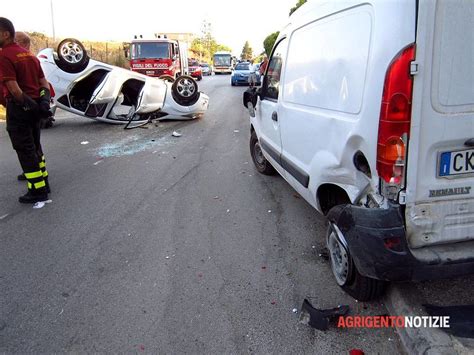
[38,39,209,127]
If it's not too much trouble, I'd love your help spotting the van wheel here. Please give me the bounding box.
[326,221,386,301]
[250,131,276,175]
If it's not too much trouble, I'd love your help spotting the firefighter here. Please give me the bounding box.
[15,31,55,129]
[0,18,51,203]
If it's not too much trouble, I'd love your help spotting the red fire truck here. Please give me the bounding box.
[129,35,188,78]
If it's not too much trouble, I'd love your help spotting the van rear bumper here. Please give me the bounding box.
[327,204,474,281]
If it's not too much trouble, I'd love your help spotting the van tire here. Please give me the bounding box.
[250,131,276,175]
[326,221,386,301]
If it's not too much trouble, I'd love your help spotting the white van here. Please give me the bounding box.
[244,0,474,300]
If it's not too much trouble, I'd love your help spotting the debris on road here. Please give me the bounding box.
[226,209,230,213]
[234,130,240,133]
[318,248,330,261]
[213,196,219,199]
[271,301,277,305]
[93,160,103,166]
[349,350,365,355]
[0,214,9,220]
[292,308,298,314]
[33,199,53,209]
[299,299,349,331]
[172,131,182,137]
[80,141,89,145]
[268,210,272,213]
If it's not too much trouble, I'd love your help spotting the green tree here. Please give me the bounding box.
[240,41,253,61]
[191,20,232,63]
[191,38,206,60]
[263,31,279,57]
[289,0,307,16]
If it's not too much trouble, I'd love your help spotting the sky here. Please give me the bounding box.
[3,0,299,56]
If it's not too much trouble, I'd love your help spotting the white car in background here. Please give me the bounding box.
[38,38,209,128]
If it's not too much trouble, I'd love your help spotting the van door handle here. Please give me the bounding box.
[271,111,278,122]
[465,138,474,147]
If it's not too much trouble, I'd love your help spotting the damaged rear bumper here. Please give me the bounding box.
[327,204,474,281]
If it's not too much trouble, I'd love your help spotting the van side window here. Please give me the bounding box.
[263,38,288,101]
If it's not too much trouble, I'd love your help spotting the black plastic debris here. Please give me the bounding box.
[318,248,330,261]
[299,298,350,330]
[423,304,474,338]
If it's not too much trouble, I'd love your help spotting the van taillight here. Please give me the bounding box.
[377,44,415,200]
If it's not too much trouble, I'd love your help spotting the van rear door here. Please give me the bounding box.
[405,0,474,249]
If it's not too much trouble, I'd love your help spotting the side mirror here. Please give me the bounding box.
[243,87,260,117]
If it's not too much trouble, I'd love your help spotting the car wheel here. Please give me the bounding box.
[159,75,175,83]
[326,221,386,301]
[250,130,276,175]
[231,81,235,86]
[56,38,89,73]
[171,75,199,106]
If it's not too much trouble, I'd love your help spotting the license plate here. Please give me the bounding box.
[438,148,474,177]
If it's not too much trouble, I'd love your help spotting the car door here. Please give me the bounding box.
[256,38,288,174]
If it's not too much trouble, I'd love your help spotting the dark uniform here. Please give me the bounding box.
[0,41,50,202]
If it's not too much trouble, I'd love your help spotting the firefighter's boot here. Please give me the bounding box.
[20,170,48,204]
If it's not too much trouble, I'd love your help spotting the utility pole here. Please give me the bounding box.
[50,0,56,42]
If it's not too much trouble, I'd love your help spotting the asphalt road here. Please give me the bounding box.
[0,74,404,353]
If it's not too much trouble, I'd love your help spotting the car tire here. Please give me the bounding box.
[159,75,175,83]
[326,220,386,301]
[250,130,276,175]
[56,38,89,73]
[171,75,199,106]
[231,81,236,86]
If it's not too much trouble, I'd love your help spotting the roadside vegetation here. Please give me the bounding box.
[190,20,232,64]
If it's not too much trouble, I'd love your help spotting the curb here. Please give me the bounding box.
[384,284,473,355]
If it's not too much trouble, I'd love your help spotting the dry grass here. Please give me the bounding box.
[29,32,129,68]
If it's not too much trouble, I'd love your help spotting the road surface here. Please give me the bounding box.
[0,75,403,353]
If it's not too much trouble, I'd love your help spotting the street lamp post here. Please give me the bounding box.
[50,0,56,42]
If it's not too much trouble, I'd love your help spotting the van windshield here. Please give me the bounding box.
[131,42,170,59]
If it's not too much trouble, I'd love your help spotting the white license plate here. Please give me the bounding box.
[438,148,474,177]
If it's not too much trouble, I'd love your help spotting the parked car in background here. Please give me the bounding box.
[188,59,203,81]
[244,0,474,301]
[200,63,213,76]
[231,62,260,86]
